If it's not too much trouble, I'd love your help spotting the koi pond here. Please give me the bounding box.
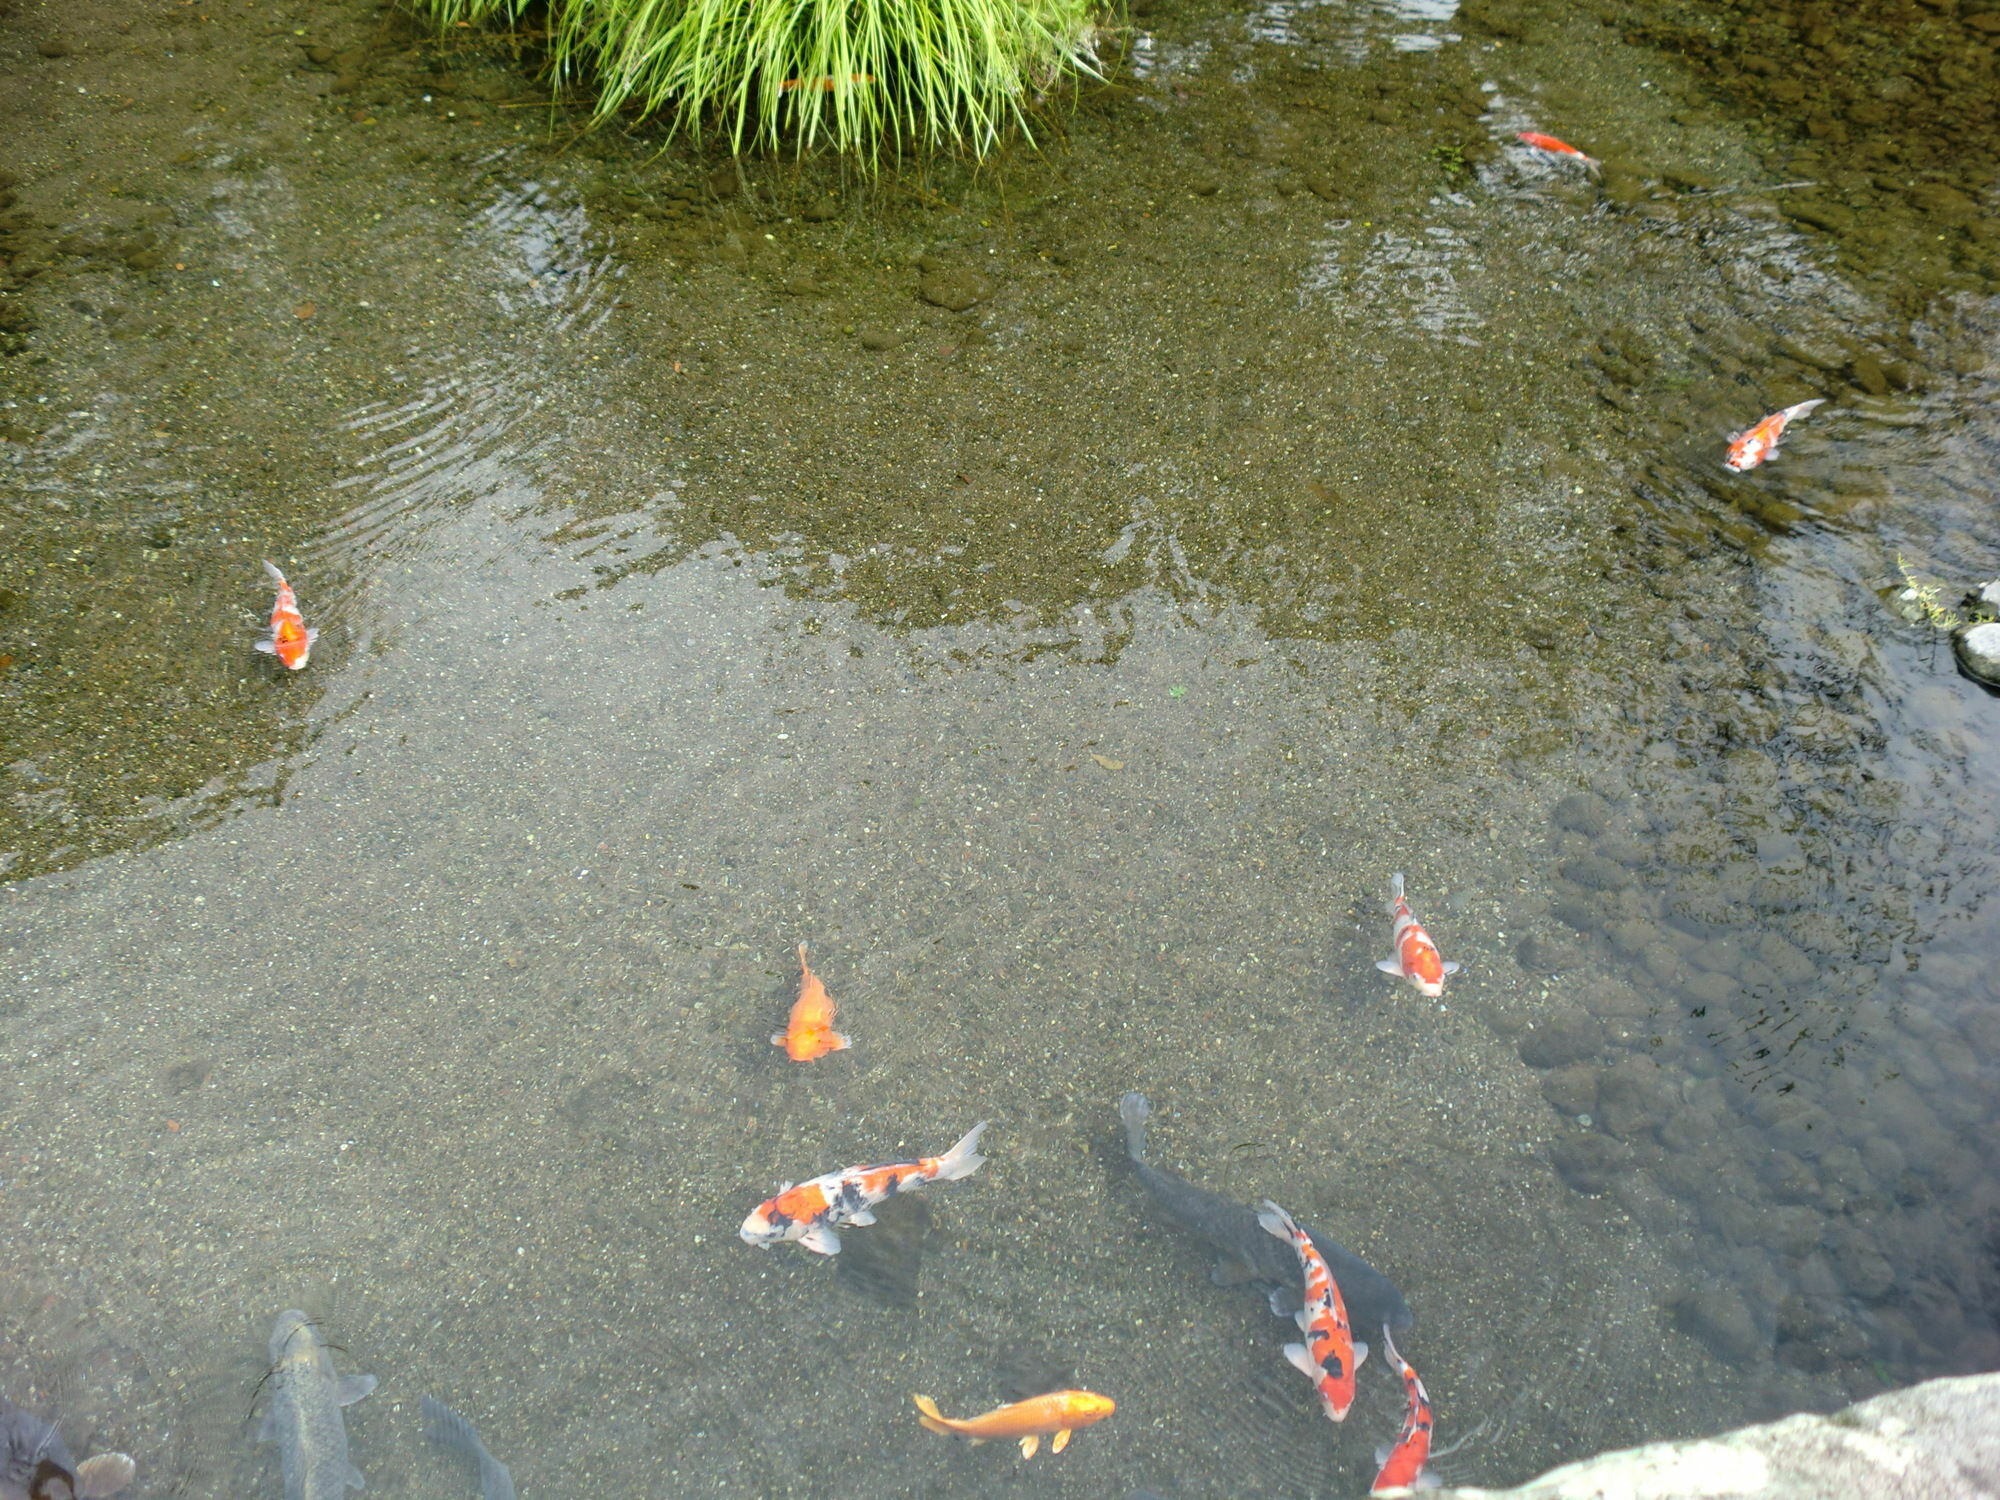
[1,0,1996,1492]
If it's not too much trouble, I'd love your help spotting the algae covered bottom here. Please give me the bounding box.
[1,0,1998,1494]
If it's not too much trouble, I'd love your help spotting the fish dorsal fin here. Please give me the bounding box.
[343,1457,366,1490]
[337,1374,376,1407]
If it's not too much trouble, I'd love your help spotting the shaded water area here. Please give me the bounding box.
[2,0,1998,1492]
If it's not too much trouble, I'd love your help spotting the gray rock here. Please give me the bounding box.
[1516,933,1582,973]
[917,264,993,312]
[1518,1010,1603,1069]
[1953,621,2000,688]
[1424,1370,2000,1499]
[1540,1064,1598,1117]
[1560,853,1632,891]
[1669,1286,1763,1363]
[1596,1064,1671,1141]
[1550,1132,1629,1194]
[856,325,905,351]
[1553,792,1615,836]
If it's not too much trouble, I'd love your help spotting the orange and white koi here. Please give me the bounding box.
[1369,1325,1436,1496]
[1724,398,1826,473]
[1515,131,1597,167]
[773,942,851,1062]
[912,1389,1115,1458]
[256,561,318,670]
[1377,873,1459,998]
[739,1123,987,1255]
[1258,1200,1367,1423]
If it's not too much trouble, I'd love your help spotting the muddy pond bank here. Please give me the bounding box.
[2,0,1998,1494]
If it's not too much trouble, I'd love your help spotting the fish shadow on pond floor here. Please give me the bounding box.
[834,1194,933,1308]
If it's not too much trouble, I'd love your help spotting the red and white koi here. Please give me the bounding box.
[1515,131,1598,168]
[1377,873,1459,998]
[1257,1199,1366,1423]
[256,561,318,670]
[1724,398,1826,473]
[1369,1325,1436,1496]
[739,1123,988,1255]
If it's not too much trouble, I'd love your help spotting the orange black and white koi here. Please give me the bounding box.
[739,1123,988,1255]
[1724,398,1826,473]
[773,942,851,1062]
[1257,1199,1366,1422]
[256,561,318,670]
[1377,873,1459,998]
[1515,131,1598,168]
[912,1389,1115,1458]
[1369,1325,1436,1496]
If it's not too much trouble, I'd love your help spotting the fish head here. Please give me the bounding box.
[739,1204,790,1246]
[1063,1391,1117,1425]
[268,1308,320,1366]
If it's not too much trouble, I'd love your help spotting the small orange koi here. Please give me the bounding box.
[256,561,318,670]
[1516,131,1598,167]
[773,942,850,1062]
[912,1389,1115,1458]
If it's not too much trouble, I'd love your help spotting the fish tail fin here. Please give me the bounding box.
[798,940,810,968]
[933,1121,988,1181]
[1387,872,1406,912]
[912,1395,954,1436]
[1117,1092,1151,1161]
[829,1030,852,1051]
[1792,397,1828,418]
[263,560,287,588]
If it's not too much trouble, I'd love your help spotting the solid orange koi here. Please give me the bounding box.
[1258,1200,1366,1422]
[912,1389,1115,1458]
[1376,873,1459,998]
[739,1123,987,1254]
[1516,130,1598,166]
[1725,398,1826,473]
[773,942,850,1062]
[256,561,318,671]
[1369,1325,1435,1496]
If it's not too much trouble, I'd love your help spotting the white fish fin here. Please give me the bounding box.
[263,560,288,586]
[828,1031,851,1050]
[305,627,320,644]
[845,1208,878,1226]
[1353,1339,1370,1369]
[1375,958,1404,975]
[1283,1342,1319,1379]
[1255,1200,1292,1241]
[771,1032,788,1046]
[1293,1308,1314,1333]
[253,639,277,654]
[932,1121,988,1181]
[1418,1470,1443,1490]
[1788,397,1827,418]
[799,1222,842,1255]
[337,1374,376,1406]
[1442,961,1461,975]
[1018,1434,1040,1458]
[1267,1286,1292,1317]
[1386,872,1406,911]
[344,1457,366,1490]
[75,1453,137,1498]
[1376,1444,1391,1466]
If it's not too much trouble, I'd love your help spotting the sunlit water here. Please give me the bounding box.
[1,0,1997,1494]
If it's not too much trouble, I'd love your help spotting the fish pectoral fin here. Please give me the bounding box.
[1442,961,1461,975]
[253,639,277,654]
[1018,1434,1041,1459]
[799,1223,842,1255]
[845,1208,878,1226]
[343,1457,366,1490]
[337,1374,378,1406]
[1293,1309,1315,1334]
[1051,1428,1072,1453]
[771,1032,789,1046]
[1283,1342,1320,1379]
[1375,959,1404,975]
[75,1452,137,1498]
[1352,1339,1370,1369]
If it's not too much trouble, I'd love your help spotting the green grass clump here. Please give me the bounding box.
[416,0,1104,159]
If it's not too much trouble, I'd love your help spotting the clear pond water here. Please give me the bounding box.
[1,0,1997,1493]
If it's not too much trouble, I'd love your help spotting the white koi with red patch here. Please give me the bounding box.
[1724,398,1825,473]
[1257,1200,1366,1423]
[256,561,318,670]
[739,1123,988,1255]
[1377,873,1458,998]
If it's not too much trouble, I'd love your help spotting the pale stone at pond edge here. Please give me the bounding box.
[1432,1372,2000,1498]
[1954,620,2000,687]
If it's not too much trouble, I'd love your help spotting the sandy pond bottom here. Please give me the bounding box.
[2,0,1999,1494]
